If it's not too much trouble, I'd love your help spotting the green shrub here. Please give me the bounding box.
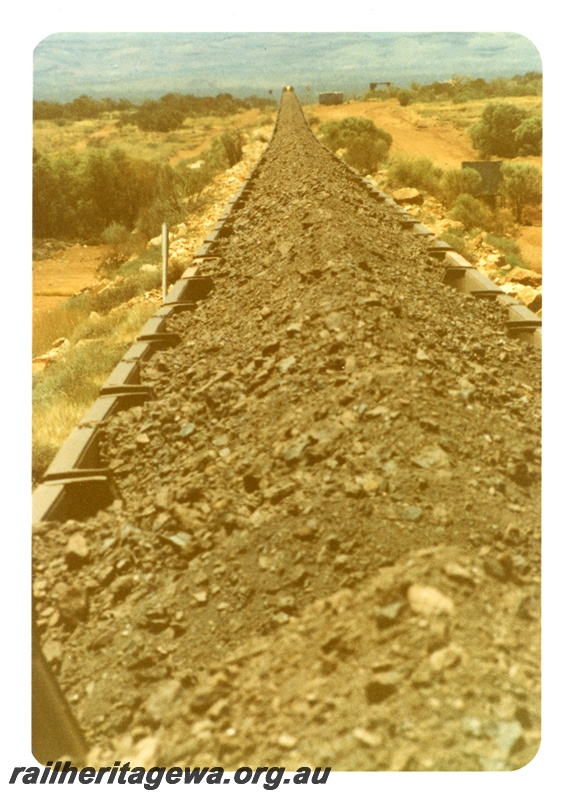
[343,137,390,175]
[488,208,517,237]
[33,148,160,241]
[101,222,131,247]
[88,271,161,314]
[388,155,443,195]
[439,167,483,207]
[221,130,244,167]
[513,116,542,156]
[449,193,493,231]
[321,117,392,154]
[441,228,476,264]
[500,162,542,223]
[484,233,528,268]
[33,304,91,359]
[395,73,541,106]
[134,101,186,132]
[469,102,529,158]
[442,231,475,264]
[32,310,154,484]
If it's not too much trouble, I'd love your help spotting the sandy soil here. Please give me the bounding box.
[516,227,542,274]
[33,245,108,326]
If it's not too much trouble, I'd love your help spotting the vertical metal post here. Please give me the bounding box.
[162,223,169,301]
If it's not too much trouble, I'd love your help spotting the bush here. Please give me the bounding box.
[500,162,542,223]
[101,222,131,247]
[220,130,244,167]
[100,223,143,271]
[513,116,542,156]
[397,73,541,106]
[134,101,186,132]
[489,208,517,237]
[33,148,160,241]
[484,233,528,268]
[449,193,493,231]
[439,167,483,207]
[388,155,443,195]
[343,137,389,175]
[469,102,530,158]
[32,303,160,484]
[322,117,392,151]
[33,304,91,359]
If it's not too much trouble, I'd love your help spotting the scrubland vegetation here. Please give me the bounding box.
[365,72,542,106]
[317,95,541,236]
[33,92,275,125]
[33,127,246,242]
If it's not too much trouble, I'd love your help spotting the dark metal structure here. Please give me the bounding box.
[462,161,503,207]
[319,92,344,105]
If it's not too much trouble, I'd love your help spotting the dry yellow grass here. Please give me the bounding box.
[32,301,161,482]
[33,107,266,163]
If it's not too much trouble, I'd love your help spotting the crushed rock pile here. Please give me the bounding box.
[33,91,540,773]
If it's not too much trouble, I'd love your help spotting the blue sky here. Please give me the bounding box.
[33,31,542,102]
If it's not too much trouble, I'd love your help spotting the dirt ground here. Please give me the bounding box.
[516,227,542,274]
[32,244,108,326]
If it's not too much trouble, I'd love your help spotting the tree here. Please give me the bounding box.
[513,116,542,156]
[134,100,186,132]
[500,163,542,223]
[470,102,528,158]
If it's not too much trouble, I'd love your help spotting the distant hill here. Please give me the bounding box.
[33,32,542,103]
